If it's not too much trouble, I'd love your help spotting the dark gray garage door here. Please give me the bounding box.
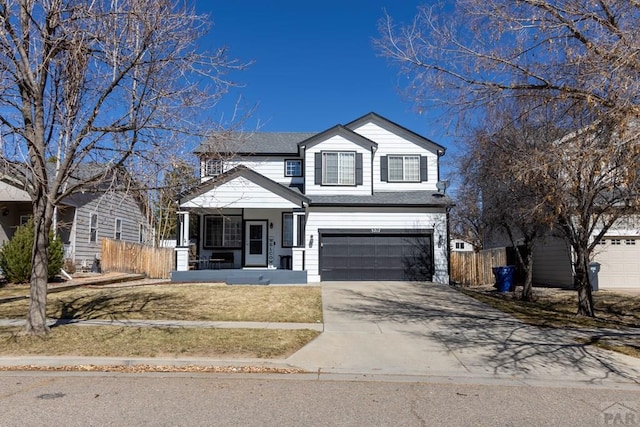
[319,230,433,281]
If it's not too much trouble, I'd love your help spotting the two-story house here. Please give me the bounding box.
[173,113,453,284]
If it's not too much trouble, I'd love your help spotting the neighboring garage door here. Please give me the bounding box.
[319,229,433,281]
[594,237,640,289]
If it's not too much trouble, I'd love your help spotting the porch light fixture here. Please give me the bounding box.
[269,222,273,229]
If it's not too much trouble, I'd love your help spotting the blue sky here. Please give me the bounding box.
[197,1,457,181]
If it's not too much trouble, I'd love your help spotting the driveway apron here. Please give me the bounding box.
[286,281,640,384]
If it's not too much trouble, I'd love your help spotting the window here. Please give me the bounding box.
[625,239,636,245]
[89,213,98,243]
[322,152,355,185]
[204,159,224,177]
[611,239,621,245]
[282,213,306,248]
[139,224,147,243]
[204,215,241,248]
[285,159,302,177]
[19,215,31,226]
[114,218,122,240]
[599,239,607,245]
[388,155,420,182]
[455,242,465,250]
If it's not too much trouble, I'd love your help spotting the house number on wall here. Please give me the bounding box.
[371,228,381,233]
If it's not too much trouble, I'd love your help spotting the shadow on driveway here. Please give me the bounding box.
[327,282,640,383]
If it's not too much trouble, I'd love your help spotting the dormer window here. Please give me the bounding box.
[204,159,224,177]
[380,155,428,183]
[388,155,420,182]
[322,152,355,185]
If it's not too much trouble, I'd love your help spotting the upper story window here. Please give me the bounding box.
[285,159,303,177]
[323,152,355,185]
[204,159,224,177]
[388,155,420,182]
[314,151,363,186]
[455,242,465,250]
[381,155,427,183]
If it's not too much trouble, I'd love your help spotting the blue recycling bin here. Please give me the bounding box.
[492,266,516,292]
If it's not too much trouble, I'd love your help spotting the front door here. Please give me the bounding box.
[244,220,267,267]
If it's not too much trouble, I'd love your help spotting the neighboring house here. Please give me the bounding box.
[451,239,474,252]
[529,218,640,290]
[0,166,151,271]
[174,112,453,284]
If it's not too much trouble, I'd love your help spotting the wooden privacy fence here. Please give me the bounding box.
[101,238,173,279]
[450,247,507,287]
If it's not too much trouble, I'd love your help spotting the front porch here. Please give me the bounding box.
[173,166,311,284]
[171,268,308,285]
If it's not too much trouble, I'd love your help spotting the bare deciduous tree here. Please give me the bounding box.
[0,0,244,335]
[377,0,640,316]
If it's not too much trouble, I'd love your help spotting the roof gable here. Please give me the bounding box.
[298,125,377,151]
[180,165,309,208]
[345,112,446,154]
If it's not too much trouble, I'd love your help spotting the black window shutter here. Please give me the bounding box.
[315,152,322,184]
[420,156,428,181]
[356,153,363,185]
[380,156,388,182]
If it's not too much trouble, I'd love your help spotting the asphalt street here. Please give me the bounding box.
[1,373,639,426]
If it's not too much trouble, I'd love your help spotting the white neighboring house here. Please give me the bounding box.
[173,113,453,284]
[451,239,474,252]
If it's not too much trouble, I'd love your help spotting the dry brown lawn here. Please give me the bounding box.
[459,285,640,358]
[0,283,323,323]
[0,283,323,359]
[0,325,319,359]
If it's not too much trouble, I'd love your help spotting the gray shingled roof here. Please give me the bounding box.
[308,192,453,207]
[195,132,317,155]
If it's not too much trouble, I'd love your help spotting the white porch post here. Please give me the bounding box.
[292,211,306,271]
[175,211,190,271]
[179,211,190,247]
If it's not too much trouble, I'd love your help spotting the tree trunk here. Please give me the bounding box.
[24,196,51,335]
[574,249,595,317]
[521,250,534,302]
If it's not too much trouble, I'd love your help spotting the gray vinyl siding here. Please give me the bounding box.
[73,191,147,267]
[532,235,573,288]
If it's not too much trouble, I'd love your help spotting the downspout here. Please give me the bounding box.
[371,146,376,194]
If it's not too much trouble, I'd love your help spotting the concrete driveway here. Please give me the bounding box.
[286,281,640,385]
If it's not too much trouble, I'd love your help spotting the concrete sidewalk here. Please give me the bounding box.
[1,281,639,388]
